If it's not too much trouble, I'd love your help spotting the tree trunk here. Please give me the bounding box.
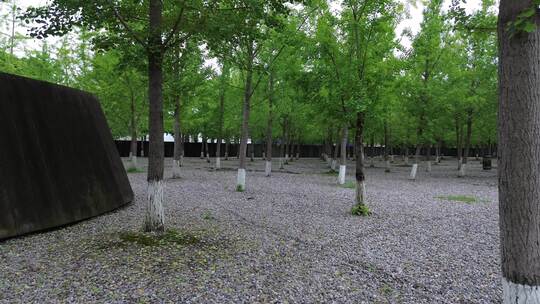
[338,124,348,185]
[129,88,138,170]
[200,136,205,159]
[332,130,339,172]
[216,63,228,170]
[409,142,422,180]
[354,112,366,207]
[237,43,254,191]
[384,121,390,173]
[206,139,211,163]
[172,95,182,178]
[426,145,432,172]
[456,116,465,177]
[145,0,165,232]
[225,138,229,160]
[498,1,540,302]
[463,108,473,164]
[265,74,273,176]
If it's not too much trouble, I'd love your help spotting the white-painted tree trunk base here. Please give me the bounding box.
[216,157,221,170]
[171,160,181,179]
[458,163,466,177]
[265,161,272,177]
[331,160,337,171]
[180,155,184,167]
[236,169,246,191]
[356,180,366,204]
[285,154,289,164]
[327,158,332,167]
[405,157,409,166]
[390,155,395,163]
[434,156,440,164]
[338,165,346,184]
[279,158,284,169]
[503,278,540,304]
[385,160,390,172]
[426,161,432,172]
[262,152,266,160]
[224,152,228,160]
[409,164,418,180]
[296,153,300,160]
[145,180,165,232]
[206,154,211,163]
[200,152,204,159]
[129,155,138,170]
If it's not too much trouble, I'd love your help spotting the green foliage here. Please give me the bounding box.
[340,181,356,189]
[436,195,477,204]
[2,0,498,156]
[118,229,200,247]
[351,203,371,217]
[202,211,216,221]
[126,167,144,173]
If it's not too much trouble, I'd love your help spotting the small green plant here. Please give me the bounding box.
[379,284,393,296]
[437,195,477,204]
[236,185,245,192]
[126,167,143,173]
[340,181,356,189]
[202,211,215,221]
[351,203,371,216]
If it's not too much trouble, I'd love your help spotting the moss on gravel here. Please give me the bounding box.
[126,167,144,173]
[436,195,477,204]
[340,181,356,189]
[118,229,201,247]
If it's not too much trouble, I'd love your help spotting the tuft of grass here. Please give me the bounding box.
[236,185,245,192]
[437,195,477,204]
[118,229,200,247]
[126,167,144,173]
[202,211,216,221]
[351,203,371,216]
[340,181,356,189]
[379,284,393,296]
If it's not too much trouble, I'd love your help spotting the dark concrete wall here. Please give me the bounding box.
[0,73,133,240]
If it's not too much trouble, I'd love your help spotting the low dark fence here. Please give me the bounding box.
[114,141,323,158]
[114,140,495,159]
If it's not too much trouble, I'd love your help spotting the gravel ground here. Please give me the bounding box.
[0,156,500,303]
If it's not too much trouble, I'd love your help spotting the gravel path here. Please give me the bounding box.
[0,157,500,303]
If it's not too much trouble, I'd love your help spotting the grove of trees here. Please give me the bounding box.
[3,0,540,301]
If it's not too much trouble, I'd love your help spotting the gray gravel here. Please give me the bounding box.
[0,157,500,303]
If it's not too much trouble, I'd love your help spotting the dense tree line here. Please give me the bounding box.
[4,0,540,301]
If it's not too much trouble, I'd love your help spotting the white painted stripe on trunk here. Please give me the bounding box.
[503,278,540,304]
[172,160,181,178]
[145,180,165,231]
[409,164,418,180]
[236,169,246,191]
[338,165,346,184]
[265,161,272,177]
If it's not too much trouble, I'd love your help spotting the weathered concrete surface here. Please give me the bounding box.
[0,73,133,240]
